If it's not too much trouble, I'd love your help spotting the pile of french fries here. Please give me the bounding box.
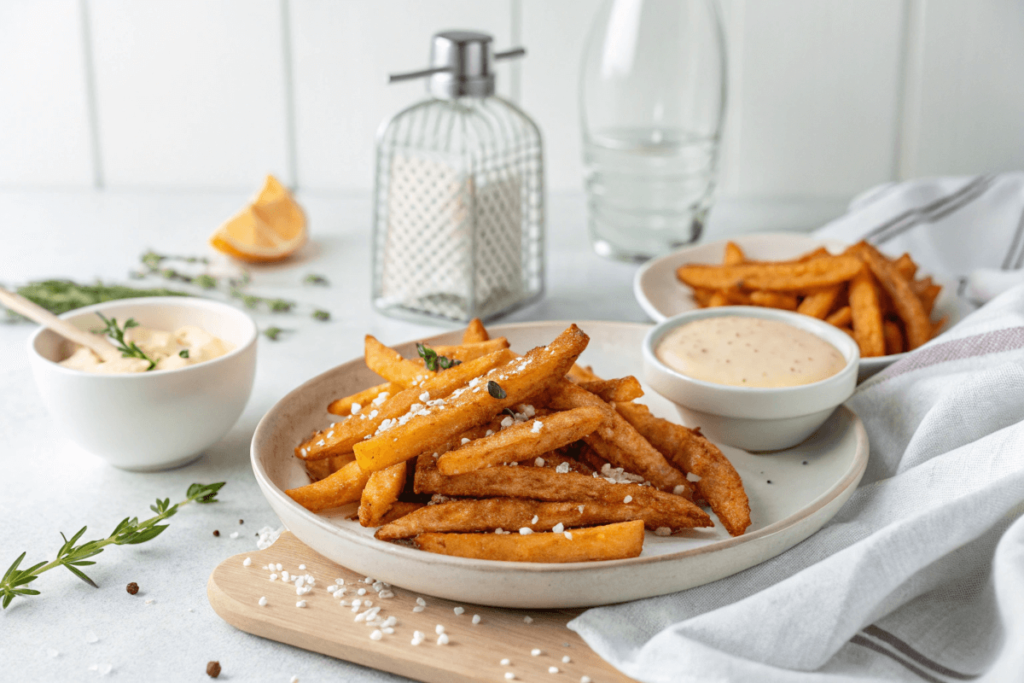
[286,319,751,564]
[676,241,945,358]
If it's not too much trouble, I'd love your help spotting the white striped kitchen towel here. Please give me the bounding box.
[813,174,1024,304]
[570,282,1024,682]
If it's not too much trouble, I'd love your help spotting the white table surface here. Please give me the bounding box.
[0,189,825,682]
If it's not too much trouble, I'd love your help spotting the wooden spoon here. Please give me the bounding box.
[0,286,122,362]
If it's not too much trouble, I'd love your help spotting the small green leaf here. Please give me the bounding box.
[63,564,98,588]
[487,381,507,399]
[12,589,40,596]
[178,349,190,359]
[2,552,26,582]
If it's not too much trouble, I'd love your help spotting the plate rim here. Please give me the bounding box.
[251,319,869,575]
[632,233,956,368]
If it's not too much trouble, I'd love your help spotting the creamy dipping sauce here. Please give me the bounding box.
[656,316,846,388]
[60,325,234,374]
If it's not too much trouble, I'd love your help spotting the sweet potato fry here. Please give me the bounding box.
[914,279,942,316]
[286,460,371,513]
[364,335,432,386]
[676,255,863,292]
[358,461,407,527]
[303,452,356,482]
[849,268,885,358]
[797,247,832,262]
[462,318,490,343]
[437,406,607,475]
[825,306,852,328]
[894,253,917,280]
[414,456,712,528]
[422,338,511,362]
[378,501,425,526]
[353,325,590,473]
[327,382,401,416]
[615,402,750,536]
[707,291,729,307]
[414,520,646,563]
[546,381,689,493]
[749,290,798,310]
[377,499,689,540]
[883,319,905,355]
[574,376,644,403]
[853,243,931,349]
[797,286,841,319]
[723,241,745,265]
[567,363,600,382]
[692,288,716,307]
[297,349,514,460]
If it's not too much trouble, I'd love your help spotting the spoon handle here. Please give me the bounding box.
[0,287,122,362]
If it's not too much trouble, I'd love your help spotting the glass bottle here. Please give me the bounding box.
[581,0,727,261]
[372,31,544,323]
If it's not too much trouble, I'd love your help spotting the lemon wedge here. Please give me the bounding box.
[210,175,307,263]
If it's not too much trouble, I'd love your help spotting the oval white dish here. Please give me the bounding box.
[633,232,968,381]
[251,321,868,609]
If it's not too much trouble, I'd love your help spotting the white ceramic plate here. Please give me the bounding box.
[633,232,968,380]
[252,321,868,609]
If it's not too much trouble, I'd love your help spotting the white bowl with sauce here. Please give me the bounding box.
[642,307,859,452]
[28,297,258,471]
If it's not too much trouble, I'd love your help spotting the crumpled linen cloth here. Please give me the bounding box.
[570,180,1024,682]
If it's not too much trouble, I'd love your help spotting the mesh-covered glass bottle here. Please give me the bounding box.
[372,31,544,323]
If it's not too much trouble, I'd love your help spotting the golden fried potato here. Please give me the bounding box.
[853,243,931,349]
[423,338,510,362]
[286,460,371,512]
[358,461,407,527]
[414,520,645,563]
[462,318,490,343]
[364,335,431,386]
[573,376,644,403]
[849,267,885,357]
[327,382,401,417]
[723,241,745,265]
[797,286,842,319]
[676,255,863,292]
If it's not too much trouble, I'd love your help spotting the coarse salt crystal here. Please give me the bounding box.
[505,674,516,680]
[229,532,239,539]
[524,616,534,624]
[276,563,283,571]
[485,430,494,436]
[531,515,539,524]
[472,614,481,624]
[435,625,445,634]
[549,667,559,674]
[383,616,397,628]
[145,599,154,605]
[454,606,465,615]
[578,505,584,513]
[555,462,570,474]
[382,627,394,635]
[282,571,290,581]
[416,597,427,606]
[501,416,514,429]
[47,648,59,658]
[624,495,633,504]
[565,531,573,540]
[461,438,471,445]
[86,631,99,644]
[335,578,345,585]
[258,597,267,607]
[673,484,686,495]
[531,648,541,655]
[301,448,308,456]
[296,600,307,608]
[519,527,533,535]
[379,590,395,599]
[351,403,361,414]
[562,656,571,663]
[317,440,325,447]
[269,574,278,581]
[243,557,252,567]
[437,633,450,645]
[655,527,672,536]
[370,629,383,641]
[299,564,306,570]
[413,605,425,613]
[500,658,511,665]
[357,588,367,596]
[581,677,592,683]
[327,431,334,438]
[532,421,543,433]
[552,523,564,533]
[534,457,545,467]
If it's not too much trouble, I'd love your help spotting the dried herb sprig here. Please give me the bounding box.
[93,313,157,370]
[1,483,225,609]
[416,343,461,371]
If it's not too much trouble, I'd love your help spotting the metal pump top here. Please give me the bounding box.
[389,30,525,99]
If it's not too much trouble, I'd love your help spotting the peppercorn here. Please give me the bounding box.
[126,582,139,595]
[238,519,244,525]
[213,530,220,537]
[206,661,221,678]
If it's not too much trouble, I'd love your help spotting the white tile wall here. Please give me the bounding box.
[0,0,1023,203]
[0,0,94,188]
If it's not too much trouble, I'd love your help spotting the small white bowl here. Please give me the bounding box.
[642,307,859,452]
[28,297,258,471]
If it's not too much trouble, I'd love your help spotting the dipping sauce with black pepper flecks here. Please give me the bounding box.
[656,316,846,388]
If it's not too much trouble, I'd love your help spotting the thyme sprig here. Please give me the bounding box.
[416,343,461,371]
[1,483,225,609]
[93,313,157,370]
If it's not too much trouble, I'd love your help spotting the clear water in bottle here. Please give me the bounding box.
[584,126,719,260]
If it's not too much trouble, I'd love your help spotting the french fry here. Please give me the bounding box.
[849,268,885,357]
[797,247,832,262]
[883,319,905,355]
[574,376,644,403]
[567,363,600,382]
[723,241,745,265]
[297,349,515,460]
[436,406,607,475]
[838,326,855,338]
[364,335,432,386]
[692,288,716,307]
[377,498,689,539]
[414,455,712,528]
[378,501,425,526]
[676,255,863,292]
[547,380,690,493]
[353,325,590,474]
[422,338,511,362]
[414,520,646,563]
[358,461,407,527]
[286,460,371,513]
[707,291,729,307]
[615,402,750,536]
[303,452,356,482]
[913,278,942,315]
[853,243,931,349]
[894,253,917,280]
[825,306,852,328]
[327,382,401,416]
[797,286,841,319]
[749,291,798,310]
[462,317,490,343]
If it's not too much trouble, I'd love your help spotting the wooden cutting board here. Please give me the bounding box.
[208,532,636,683]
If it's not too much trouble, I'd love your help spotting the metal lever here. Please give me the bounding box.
[494,48,526,61]
[389,66,452,83]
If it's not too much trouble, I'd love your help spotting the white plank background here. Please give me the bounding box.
[0,0,1023,203]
